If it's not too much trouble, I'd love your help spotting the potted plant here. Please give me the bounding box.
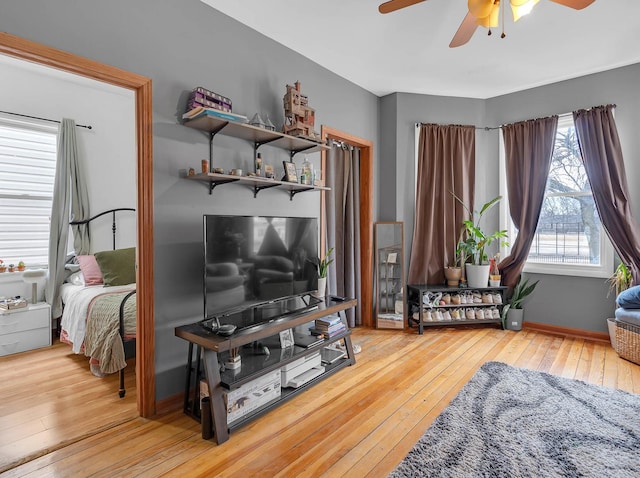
[0,260,5,273]
[17,261,26,272]
[606,262,633,349]
[444,230,466,287]
[8,263,15,273]
[454,194,509,288]
[314,247,334,298]
[501,276,539,331]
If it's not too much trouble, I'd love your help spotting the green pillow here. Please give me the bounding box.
[94,247,136,286]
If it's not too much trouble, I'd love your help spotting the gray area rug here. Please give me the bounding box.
[390,361,640,477]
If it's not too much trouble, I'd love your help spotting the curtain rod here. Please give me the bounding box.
[0,110,92,129]
[415,104,617,132]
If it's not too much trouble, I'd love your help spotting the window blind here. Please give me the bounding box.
[0,116,57,268]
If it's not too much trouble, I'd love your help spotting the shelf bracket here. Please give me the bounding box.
[289,187,313,201]
[208,178,239,195]
[290,144,316,160]
[253,183,279,198]
[208,123,228,165]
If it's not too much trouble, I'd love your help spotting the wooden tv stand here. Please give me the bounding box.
[175,297,357,444]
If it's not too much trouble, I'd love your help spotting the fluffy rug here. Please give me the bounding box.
[390,361,640,477]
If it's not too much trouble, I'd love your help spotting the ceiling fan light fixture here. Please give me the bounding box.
[511,0,540,21]
[469,0,500,28]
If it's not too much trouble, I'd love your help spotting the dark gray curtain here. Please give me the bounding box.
[45,118,90,318]
[326,142,361,327]
[573,105,640,284]
[408,123,475,285]
[500,116,558,289]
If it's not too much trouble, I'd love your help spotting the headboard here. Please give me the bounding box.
[69,208,135,251]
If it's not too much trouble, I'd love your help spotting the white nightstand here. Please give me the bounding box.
[0,302,51,356]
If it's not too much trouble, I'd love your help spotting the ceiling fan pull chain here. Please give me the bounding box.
[501,0,506,38]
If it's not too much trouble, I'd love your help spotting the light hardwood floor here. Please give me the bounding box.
[0,340,137,474]
[2,326,639,477]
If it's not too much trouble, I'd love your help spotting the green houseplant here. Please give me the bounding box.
[608,262,632,298]
[607,262,633,349]
[453,194,509,287]
[313,247,334,298]
[501,276,539,330]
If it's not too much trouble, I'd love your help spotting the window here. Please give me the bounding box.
[0,115,57,268]
[501,115,613,278]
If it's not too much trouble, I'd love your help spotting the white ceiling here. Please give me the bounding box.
[201,0,640,99]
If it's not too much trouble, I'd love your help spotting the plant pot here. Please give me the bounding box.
[506,308,524,331]
[607,318,617,351]
[314,277,327,298]
[444,267,462,287]
[465,264,490,289]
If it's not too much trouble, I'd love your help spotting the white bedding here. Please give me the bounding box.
[60,282,135,354]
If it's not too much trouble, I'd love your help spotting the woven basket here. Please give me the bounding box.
[615,320,640,365]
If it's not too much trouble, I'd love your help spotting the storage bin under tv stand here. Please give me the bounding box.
[174,297,357,445]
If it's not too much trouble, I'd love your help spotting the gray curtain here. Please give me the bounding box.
[45,118,90,317]
[573,105,640,284]
[500,116,558,289]
[408,123,475,285]
[326,142,361,327]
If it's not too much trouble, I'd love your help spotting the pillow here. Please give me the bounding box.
[94,247,136,286]
[617,285,640,309]
[77,255,104,285]
[67,271,86,286]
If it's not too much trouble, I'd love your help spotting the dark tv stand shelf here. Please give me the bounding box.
[175,297,357,445]
[182,115,330,200]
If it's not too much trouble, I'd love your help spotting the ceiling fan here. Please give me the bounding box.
[378,0,595,48]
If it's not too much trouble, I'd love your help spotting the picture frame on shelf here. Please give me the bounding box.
[264,164,275,179]
[279,328,294,348]
[282,161,298,183]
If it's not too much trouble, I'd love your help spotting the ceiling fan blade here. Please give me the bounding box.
[378,0,427,14]
[449,12,479,48]
[548,0,595,9]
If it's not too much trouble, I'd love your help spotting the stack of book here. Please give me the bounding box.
[312,315,346,339]
[182,106,248,124]
[188,86,232,113]
[0,297,28,311]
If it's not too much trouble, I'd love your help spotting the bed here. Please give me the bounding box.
[60,208,136,398]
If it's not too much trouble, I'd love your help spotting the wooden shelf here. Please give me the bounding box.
[182,115,329,199]
[183,115,329,155]
[185,171,329,199]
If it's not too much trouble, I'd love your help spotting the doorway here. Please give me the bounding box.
[0,33,155,415]
[321,126,374,327]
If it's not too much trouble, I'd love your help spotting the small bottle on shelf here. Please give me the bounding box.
[489,254,501,287]
[302,156,313,185]
[255,153,263,176]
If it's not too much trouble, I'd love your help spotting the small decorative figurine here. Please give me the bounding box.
[282,81,320,141]
[249,113,266,129]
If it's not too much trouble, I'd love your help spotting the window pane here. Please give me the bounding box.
[527,122,603,266]
[0,118,57,267]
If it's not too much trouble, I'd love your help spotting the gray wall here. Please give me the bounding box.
[484,64,640,333]
[1,0,378,399]
[3,1,637,399]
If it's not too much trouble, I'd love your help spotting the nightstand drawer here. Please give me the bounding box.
[0,327,51,356]
[0,303,50,335]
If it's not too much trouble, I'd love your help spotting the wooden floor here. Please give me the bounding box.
[0,340,137,474]
[2,326,639,477]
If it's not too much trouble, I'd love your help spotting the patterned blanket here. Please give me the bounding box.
[83,290,136,375]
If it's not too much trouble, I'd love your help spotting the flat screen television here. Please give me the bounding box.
[202,215,321,333]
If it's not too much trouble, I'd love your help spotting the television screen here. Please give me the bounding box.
[203,215,319,324]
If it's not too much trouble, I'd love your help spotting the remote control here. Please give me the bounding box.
[330,295,346,302]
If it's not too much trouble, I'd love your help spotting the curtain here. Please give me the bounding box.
[500,116,558,289]
[408,123,475,285]
[326,142,361,327]
[573,105,640,284]
[45,119,91,318]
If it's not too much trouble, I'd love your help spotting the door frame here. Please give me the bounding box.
[321,126,374,327]
[0,33,156,417]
